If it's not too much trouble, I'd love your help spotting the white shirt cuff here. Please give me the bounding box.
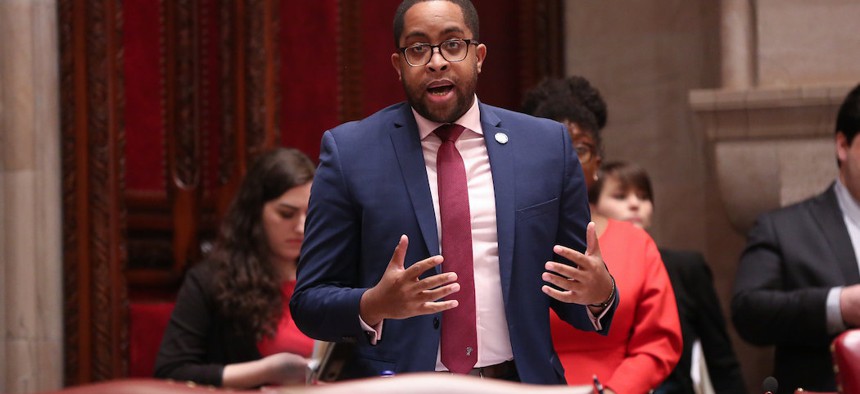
[826,286,848,335]
[586,293,615,331]
[359,315,384,345]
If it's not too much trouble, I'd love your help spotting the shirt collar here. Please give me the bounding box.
[835,178,860,224]
[412,95,483,140]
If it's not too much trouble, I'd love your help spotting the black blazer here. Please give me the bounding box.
[658,249,746,394]
[154,262,262,386]
[732,184,860,392]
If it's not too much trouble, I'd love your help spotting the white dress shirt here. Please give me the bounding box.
[830,179,860,333]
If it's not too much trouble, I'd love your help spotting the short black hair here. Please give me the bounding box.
[521,76,608,150]
[393,0,480,48]
[837,83,860,145]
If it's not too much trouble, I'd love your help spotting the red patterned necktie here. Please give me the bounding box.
[434,123,478,374]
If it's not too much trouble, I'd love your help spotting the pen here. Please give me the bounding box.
[593,374,605,394]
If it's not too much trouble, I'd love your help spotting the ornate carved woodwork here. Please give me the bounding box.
[60,0,129,385]
[337,0,363,122]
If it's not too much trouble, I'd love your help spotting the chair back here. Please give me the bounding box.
[833,329,860,394]
[129,302,175,377]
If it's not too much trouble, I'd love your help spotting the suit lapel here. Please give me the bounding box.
[390,105,441,261]
[480,104,515,303]
[812,184,860,283]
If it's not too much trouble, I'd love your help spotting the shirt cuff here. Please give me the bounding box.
[586,292,615,331]
[359,315,384,345]
[827,286,848,335]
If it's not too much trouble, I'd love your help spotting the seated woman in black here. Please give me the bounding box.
[155,148,316,388]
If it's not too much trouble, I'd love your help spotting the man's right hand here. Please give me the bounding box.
[359,235,460,326]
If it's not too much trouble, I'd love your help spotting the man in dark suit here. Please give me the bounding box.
[732,82,860,392]
[290,0,617,385]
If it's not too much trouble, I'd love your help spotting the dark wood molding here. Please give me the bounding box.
[244,0,281,158]
[164,0,203,277]
[60,0,129,384]
[518,0,564,95]
[58,0,81,383]
[211,0,282,218]
[214,0,247,217]
[218,0,237,188]
[337,0,362,122]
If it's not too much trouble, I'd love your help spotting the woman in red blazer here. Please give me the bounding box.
[524,77,682,394]
[549,216,682,393]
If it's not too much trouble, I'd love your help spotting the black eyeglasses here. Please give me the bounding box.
[398,39,479,67]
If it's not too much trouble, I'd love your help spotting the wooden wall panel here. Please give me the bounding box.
[59,0,562,385]
[280,0,339,161]
[60,0,128,384]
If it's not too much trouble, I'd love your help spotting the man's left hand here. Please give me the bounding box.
[541,221,613,306]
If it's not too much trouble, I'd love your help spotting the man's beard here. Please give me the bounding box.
[402,73,478,124]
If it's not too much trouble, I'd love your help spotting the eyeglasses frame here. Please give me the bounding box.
[398,38,480,67]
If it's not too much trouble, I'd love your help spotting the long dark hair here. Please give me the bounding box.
[211,147,315,339]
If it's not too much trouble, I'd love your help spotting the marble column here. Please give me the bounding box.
[720,0,755,89]
[0,0,64,392]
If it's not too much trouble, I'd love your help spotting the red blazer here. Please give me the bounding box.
[551,219,682,394]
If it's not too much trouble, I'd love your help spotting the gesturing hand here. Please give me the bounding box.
[542,222,614,307]
[359,235,460,326]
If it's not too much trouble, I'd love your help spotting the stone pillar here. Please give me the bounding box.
[720,0,755,89]
[0,0,63,392]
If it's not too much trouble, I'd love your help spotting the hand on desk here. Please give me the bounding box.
[223,352,308,389]
[360,235,460,326]
[263,353,310,386]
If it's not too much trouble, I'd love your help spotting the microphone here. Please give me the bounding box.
[762,376,778,394]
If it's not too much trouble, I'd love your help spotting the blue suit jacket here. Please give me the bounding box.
[291,101,616,384]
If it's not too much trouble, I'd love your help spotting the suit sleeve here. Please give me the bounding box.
[686,254,747,394]
[731,214,831,347]
[549,122,618,334]
[605,236,682,394]
[290,131,370,343]
[154,267,224,386]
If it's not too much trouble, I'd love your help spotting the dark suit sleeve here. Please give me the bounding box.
[731,214,831,347]
[684,254,746,394]
[548,121,617,334]
[154,266,224,386]
[290,130,370,343]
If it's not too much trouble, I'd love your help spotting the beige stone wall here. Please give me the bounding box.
[561,1,752,383]
[0,0,63,392]
[563,1,721,253]
[564,0,860,392]
[757,0,860,87]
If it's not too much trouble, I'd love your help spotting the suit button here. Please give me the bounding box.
[433,317,440,329]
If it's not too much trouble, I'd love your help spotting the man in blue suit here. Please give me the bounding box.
[291,0,617,384]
